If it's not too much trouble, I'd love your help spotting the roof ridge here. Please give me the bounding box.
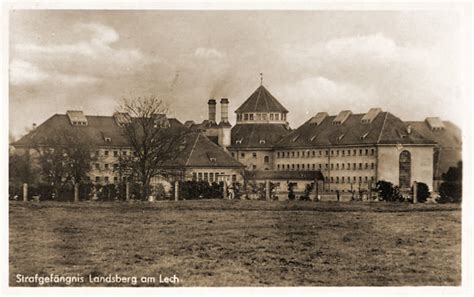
[376,112,389,144]
[185,133,200,166]
[263,87,270,111]
[254,86,262,111]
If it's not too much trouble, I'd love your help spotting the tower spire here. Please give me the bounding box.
[260,72,263,86]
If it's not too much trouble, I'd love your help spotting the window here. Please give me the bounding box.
[341,163,345,170]
[359,163,362,170]
[277,164,280,170]
[297,151,300,157]
[292,151,295,157]
[210,172,214,182]
[264,156,270,163]
[262,113,267,121]
[104,150,109,156]
[342,176,345,183]
[105,176,109,183]
[336,163,339,170]
[241,153,245,158]
[204,172,208,181]
[365,176,368,183]
[95,150,99,156]
[325,150,329,156]
[347,163,350,170]
[319,164,322,169]
[331,150,334,156]
[365,149,369,155]
[336,177,339,183]
[312,150,316,157]
[348,150,351,156]
[312,164,316,169]
[252,152,257,158]
[95,176,100,182]
[287,164,290,170]
[342,150,345,156]
[302,164,305,169]
[277,152,280,158]
[122,151,127,156]
[331,177,334,183]
[113,151,118,157]
[198,172,202,181]
[371,163,375,169]
[353,149,357,155]
[336,150,339,156]
[113,164,118,170]
[231,152,235,157]
[353,163,357,169]
[270,113,274,120]
[104,164,109,170]
[232,175,237,182]
[244,114,249,121]
[192,172,197,181]
[359,149,363,155]
[275,114,280,120]
[114,176,118,182]
[252,165,257,170]
[95,163,100,170]
[319,150,322,156]
[331,164,334,170]
[359,176,362,183]
[292,164,295,170]
[249,114,254,120]
[371,149,375,155]
[325,164,329,169]
[297,164,300,170]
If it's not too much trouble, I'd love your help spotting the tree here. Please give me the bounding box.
[32,127,96,200]
[117,95,189,200]
[438,161,462,203]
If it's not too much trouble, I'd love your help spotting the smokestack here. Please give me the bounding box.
[220,98,229,123]
[208,99,216,123]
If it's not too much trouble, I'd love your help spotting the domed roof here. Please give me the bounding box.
[235,85,288,113]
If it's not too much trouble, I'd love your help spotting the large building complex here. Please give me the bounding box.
[12,83,461,194]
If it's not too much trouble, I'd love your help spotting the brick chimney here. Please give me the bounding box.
[208,99,216,123]
[220,98,229,123]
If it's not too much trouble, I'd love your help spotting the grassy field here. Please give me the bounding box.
[9,200,461,287]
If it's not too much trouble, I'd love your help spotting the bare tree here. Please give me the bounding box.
[32,127,96,200]
[117,95,189,200]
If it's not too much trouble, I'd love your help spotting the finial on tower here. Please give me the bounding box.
[260,73,263,86]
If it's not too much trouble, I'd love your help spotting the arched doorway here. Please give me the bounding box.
[399,150,411,189]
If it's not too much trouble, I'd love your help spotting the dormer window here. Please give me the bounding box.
[360,132,369,140]
[292,135,299,142]
[235,138,243,144]
[259,139,266,144]
[310,135,317,142]
[337,134,345,141]
[105,137,111,143]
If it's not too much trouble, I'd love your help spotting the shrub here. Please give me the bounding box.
[300,183,314,201]
[412,182,430,203]
[376,180,403,202]
[288,182,296,200]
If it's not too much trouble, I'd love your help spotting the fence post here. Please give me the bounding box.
[368,181,372,202]
[125,182,130,201]
[74,183,79,202]
[223,180,228,199]
[23,183,28,202]
[174,180,179,201]
[413,181,418,204]
[265,180,270,200]
[315,179,319,201]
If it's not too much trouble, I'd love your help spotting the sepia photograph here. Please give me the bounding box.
[2,1,472,295]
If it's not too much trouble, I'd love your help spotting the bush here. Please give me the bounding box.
[376,180,403,202]
[179,180,223,200]
[412,182,430,203]
[300,183,314,201]
[288,183,296,200]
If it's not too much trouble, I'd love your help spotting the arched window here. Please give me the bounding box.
[399,150,411,189]
[264,156,270,163]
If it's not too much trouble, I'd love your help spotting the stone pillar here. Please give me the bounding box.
[265,180,270,200]
[413,181,418,204]
[125,182,130,201]
[23,183,28,202]
[74,183,79,202]
[223,180,228,199]
[174,181,179,201]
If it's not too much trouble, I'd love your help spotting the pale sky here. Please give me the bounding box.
[9,9,470,138]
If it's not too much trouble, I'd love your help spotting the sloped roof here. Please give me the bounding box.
[406,120,462,148]
[188,119,219,132]
[275,111,435,148]
[169,133,243,168]
[235,85,289,113]
[13,114,184,148]
[245,170,324,181]
[406,120,462,178]
[229,124,291,149]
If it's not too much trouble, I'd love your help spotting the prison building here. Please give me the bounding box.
[406,117,462,190]
[273,108,436,192]
[12,110,244,185]
[228,85,292,171]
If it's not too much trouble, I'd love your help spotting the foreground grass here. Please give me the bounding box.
[9,200,461,286]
